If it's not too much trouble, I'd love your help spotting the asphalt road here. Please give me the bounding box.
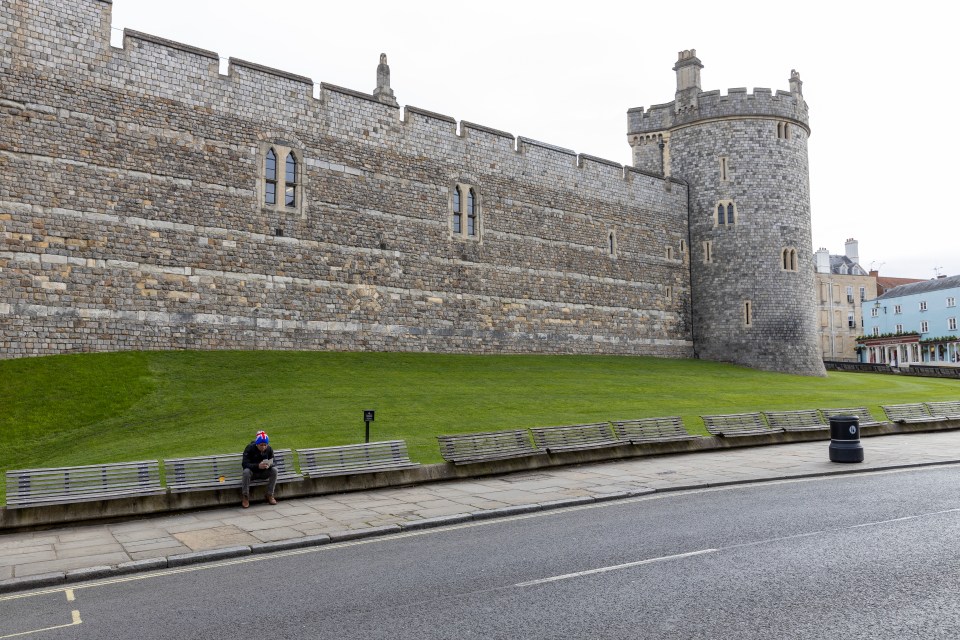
[4,465,960,639]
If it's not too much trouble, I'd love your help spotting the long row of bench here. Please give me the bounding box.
[436,416,700,464]
[5,440,419,510]
[7,402,958,509]
[437,402,960,462]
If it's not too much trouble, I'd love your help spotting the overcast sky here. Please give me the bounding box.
[109,1,958,280]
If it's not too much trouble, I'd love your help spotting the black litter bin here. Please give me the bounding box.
[828,415,863,463]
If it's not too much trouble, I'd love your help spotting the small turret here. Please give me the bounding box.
[789,69,803,96]
[674,49,703,112]
[373,53,398,106]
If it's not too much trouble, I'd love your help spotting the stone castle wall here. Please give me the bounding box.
[0,0,693,359]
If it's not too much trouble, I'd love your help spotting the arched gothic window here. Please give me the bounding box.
[782,248,798,271]
[716,200,736,226]
[453,186,462,234]
[261,143,304,214]
[265,148,278,206]
[284,153,297,208]
[450,182,480,241]
[467,189,477,236]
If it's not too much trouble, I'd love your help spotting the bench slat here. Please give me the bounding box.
[297,441,420,478]
[612,416,700,444]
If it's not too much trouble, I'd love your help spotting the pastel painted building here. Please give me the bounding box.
[859,275,960,367]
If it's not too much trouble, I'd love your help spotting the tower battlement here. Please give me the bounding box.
[627,85,808,137]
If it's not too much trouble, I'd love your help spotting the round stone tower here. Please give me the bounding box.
[627,50,825,376]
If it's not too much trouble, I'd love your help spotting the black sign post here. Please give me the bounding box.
[363,410,375,443]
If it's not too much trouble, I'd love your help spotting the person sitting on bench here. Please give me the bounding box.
[241,430,278,508]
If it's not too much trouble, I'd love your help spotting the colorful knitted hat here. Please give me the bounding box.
[255,431,269,445]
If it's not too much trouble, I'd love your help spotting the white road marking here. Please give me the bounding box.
[514,549,718,587]
[0,610,81,638]
[64,589,74,603]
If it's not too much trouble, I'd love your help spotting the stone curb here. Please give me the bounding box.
[251,534,331,554]
[3,459,960,595]
[167,546,252,568]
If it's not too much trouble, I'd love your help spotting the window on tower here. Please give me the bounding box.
[715,200,736,226]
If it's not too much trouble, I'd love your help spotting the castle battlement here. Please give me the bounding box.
[627,85,808,136]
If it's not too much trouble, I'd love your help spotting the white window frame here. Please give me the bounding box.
[871,307,879,318]
[894,305,901,314]
[949,317,957,331]
[921,320,929,333]
[948,297,956,308]
[919,301,928,311]
[895,324,903,333]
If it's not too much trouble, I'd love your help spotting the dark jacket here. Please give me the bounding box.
[242,441,275,473]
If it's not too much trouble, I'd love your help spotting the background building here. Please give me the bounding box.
[814,239,876,361]
[859,275,960,367]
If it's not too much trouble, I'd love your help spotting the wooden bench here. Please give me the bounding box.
[701,413,782,437]
[820,407,888,428]
[881,404,946,424]
[925,401,960,420]
[163,449,301,493]
[5,460,164,509]
[297,441,420,477]
[529,423,620,453]
[762,410,829,432]
[612,416,700,444]
[437,430,541,464]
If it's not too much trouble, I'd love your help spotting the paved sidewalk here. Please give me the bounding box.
[3,430,960,593]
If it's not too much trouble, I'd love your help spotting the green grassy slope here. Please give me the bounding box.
[2,351,957,499]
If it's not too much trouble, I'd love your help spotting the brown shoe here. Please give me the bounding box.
[241,497,250,509]
[266,495,278,505]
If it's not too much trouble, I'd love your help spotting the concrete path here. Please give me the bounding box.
[3,430,960,593]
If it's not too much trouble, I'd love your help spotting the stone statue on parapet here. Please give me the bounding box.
[374,53,398,106]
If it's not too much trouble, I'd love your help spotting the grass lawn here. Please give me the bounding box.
[2,350,958,501]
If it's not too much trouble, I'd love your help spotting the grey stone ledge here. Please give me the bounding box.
[231,58,312,86]
[536,496,597,510]
[116,557,168,575]
[517,136,577,157]
[250,534,331,554]
[65,565,117,583]
[471,504,542,520]
[167,545,251,568]
[579,153,623,169]
[321,83,385,105]
[398,513,474,531]
[404,105,457,125]
[124,30,218,61]
[460,121,514,141]
[0,571,65,594]
[327,524,402,543]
